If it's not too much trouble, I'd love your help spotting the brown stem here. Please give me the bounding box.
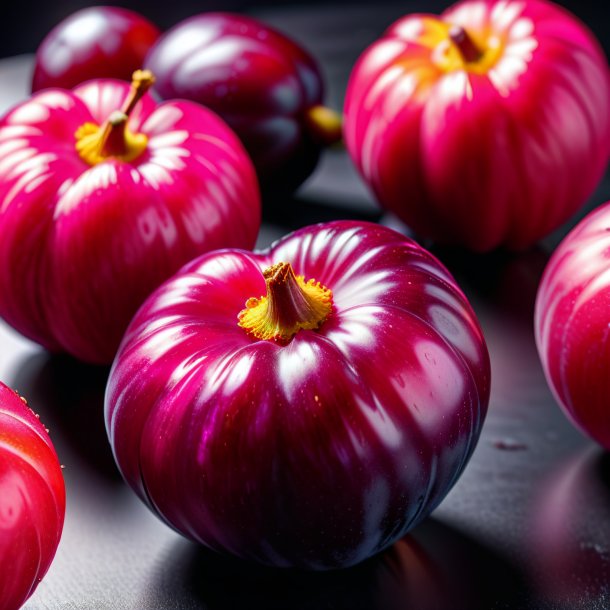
[101,70,155,157]
[449,26,483,63]
[120,70,156,116]
[75,70,155,164]
[238,262,332,343]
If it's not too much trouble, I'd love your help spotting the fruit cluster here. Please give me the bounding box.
[0,1,608,606]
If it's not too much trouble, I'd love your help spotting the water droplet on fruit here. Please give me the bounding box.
[424,352,437,365]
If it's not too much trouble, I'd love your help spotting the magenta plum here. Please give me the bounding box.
[344,0,610,251]
[0,71,260,364]
[0,382,65,610]
[106,220,490,569]
[32,6,160,92]
[536,201,610,449]
[145,13,342,196]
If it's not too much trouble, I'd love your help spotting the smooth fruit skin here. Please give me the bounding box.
[536,201,610,449]
[145,13,329,195]
[0,382,65,610]
[344,0,610,251]
[32,7,160,92]
[106,220,490,569]
[0,79,260,364]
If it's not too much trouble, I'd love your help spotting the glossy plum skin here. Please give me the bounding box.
[145,13,330,196]
[32,7,160,92]
[0,382,65,610]
[344,0,610,251]
[536,202,610,449]
[106,221,490,569]
[0,79,260,364]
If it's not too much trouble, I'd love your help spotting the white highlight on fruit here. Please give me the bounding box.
[278,342,321,401]
[363,52,405,112]
[218,352,255,396]
[326,306,379,355]
[448,1,488,30]
[9,101,50,124]
[411,339,465,433]
[0,148,55,211]
[383,72,418,120]
[155,22,220,69]
[62,12,111,44]
[43,11,125,76]
[173,37,257,90]
[336,271,394,311]
[142,106,184,135]
[509,15,534,39]
[504,37,537,60]
[428,302,480,364]
[490,1,525,31]
[391,16,424,41]
[138,162,173,189]
[148,130,189,150]
[360,40,408,122]
[0,145,38,179]
[33,91,74,111]
[54,163,118,217]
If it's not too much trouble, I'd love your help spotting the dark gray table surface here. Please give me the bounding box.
[1,4,609,609]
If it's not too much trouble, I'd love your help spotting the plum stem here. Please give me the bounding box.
[306,105,343,147]
[75,69,155,165]
[238,262,333,343]
[449,26,482,63]
[120,70,155,116]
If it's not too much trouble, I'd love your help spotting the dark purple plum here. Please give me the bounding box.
[145,13,342,198]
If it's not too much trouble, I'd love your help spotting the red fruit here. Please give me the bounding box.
[106,220,490,569]
[0,71,260,364]
[145,13,342,196]
[32,6,160,92]
[344,0,610,251]
[0,382,65,610]
[536,200,610,449]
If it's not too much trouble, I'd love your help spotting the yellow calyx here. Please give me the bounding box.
[238,262,333,343]
[413,16,503,75]
[435,23,503,75]
[75,69,155,166]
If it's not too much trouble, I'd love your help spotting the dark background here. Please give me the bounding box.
[1,0,608,60]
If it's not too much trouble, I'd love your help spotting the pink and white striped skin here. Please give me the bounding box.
[0,75,260,364]
[344,0,610,252]
[106,221,490,569]
[536,201,610,450]
[0,382,65,610]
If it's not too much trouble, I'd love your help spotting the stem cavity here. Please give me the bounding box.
[75,69,155,165]
[238,262,333,343]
